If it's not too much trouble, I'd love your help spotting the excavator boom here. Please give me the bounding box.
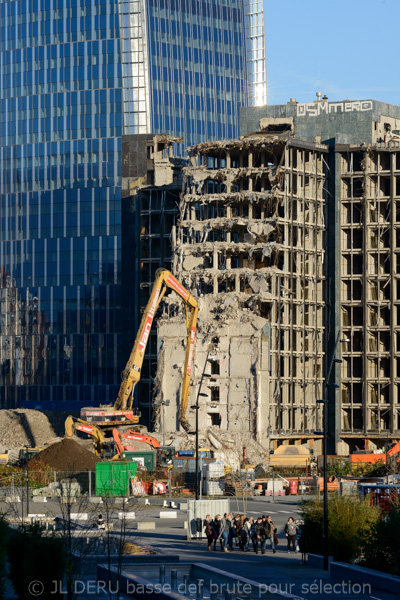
[114,269,198,421]
[78,269,198,432]
[65,416,105,456]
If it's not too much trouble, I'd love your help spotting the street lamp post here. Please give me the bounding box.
[191,351,212,500]
[316,332,349,570]
[26,447,30,519]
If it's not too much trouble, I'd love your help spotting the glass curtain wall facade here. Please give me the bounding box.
[0,0,266,410]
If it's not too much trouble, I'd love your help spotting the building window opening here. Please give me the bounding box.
[208,412,221,427]
[210,387,220,403]
[210,360,220,375]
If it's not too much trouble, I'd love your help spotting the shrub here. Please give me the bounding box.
[0,519,9,600]
[7,524,66,600]
[363,508,400,575]
[301,495,379,563]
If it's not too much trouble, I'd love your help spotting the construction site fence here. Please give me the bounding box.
[0,470,352,500]
[0,469,198,499]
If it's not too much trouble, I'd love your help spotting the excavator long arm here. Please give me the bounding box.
[112,428,161,454]
[114,269,198,431]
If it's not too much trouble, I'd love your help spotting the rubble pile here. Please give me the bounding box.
[0,409,58,454]
[29,438,100,472]
[163,427,269,470]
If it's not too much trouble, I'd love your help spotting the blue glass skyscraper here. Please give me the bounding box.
[0,0,266,410]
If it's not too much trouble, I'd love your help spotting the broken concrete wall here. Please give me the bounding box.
[154,296,269,444]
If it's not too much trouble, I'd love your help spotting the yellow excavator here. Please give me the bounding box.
[74,269,198,432]
[65,415,107,456]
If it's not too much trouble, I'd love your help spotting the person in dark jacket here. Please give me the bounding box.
[253,517,265,554]
[204,514,216,551]
[96,514,105,530]
[228,513,237,550]
[213,514,224,551]
[263,515,277,553]
[284,517,298,553]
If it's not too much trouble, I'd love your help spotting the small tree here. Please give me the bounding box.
[51,471,96,600]
[301,495,379,563]
[363,507,400,575]
[7,523,66,600]
[0,518,9,600]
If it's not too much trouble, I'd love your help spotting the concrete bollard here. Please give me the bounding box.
[171,571,177,588]
[137,521,156,531]
[159,511,177,518]
[159,565,165,584]
[70,513,88,521]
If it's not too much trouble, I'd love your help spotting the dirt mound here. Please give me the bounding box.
[0,409,57,451]
[30,438,100,472]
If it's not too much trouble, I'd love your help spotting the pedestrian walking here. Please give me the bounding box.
[228,513,238,550]
[253,517,266,554]
[263,515,277,553]
[236,515,245,549]
[213,514,223,551]
[242,517,253,551]
[284,517,298,553]
[204,515,216,551]
[297,523,307,564]
[217,513,231,552]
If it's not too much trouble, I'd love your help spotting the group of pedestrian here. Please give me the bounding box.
[203,513,300,554]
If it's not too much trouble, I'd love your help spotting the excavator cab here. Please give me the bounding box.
[157,446,175,467]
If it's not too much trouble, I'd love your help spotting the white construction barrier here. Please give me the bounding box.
[70,513,88,521]
[118,512,135,520]
[159,511,177,518]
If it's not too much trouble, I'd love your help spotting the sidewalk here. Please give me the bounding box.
[129,526,399,600]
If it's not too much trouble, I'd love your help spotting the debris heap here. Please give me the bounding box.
[0,409,58,451]
[29,438,100,472]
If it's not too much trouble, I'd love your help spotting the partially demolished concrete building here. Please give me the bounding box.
[156,97,400,455]
[155,133,328,450]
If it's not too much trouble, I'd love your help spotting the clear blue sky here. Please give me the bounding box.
[265,0,400,106]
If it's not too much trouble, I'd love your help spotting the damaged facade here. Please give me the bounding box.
[155,134,328,449]
[155,98,400,455]
[241,98,400,454]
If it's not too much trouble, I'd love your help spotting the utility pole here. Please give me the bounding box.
[316,332,349,570]
[192,350,212,500]
[26,448,30,518]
